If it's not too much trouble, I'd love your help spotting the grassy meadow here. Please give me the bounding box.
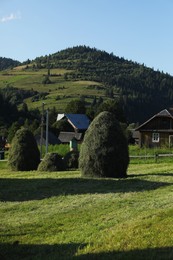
[0,160,173,259]
[0,66,105,112]
[0,65,173,258]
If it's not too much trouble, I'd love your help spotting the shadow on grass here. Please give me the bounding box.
[129,172,173,177]
[77,247,173,260]
[0,242,84,260]
[0,243,172,260]
[0,176,172,202]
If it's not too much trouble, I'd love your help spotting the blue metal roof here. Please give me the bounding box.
[65,114,90,130]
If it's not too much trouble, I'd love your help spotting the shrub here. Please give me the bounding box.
[79,111,129,178]
[38,153,64,171]
[64,150,79,169]
[8,128,40,171]
[42,75,52,84]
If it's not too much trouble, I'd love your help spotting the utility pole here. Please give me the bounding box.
[40,102,45,159]
[45,109,49,154]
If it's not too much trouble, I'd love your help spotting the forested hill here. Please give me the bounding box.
[33,46,173,123]
[0,57,20,70]
[1,46,173,123]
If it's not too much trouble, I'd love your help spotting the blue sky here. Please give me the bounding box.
[1,0,173,75]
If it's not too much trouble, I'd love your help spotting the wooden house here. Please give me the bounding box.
[57,114,90,144]
[58,131,83,144]
[135,109,173,147]
[35,131,61,146]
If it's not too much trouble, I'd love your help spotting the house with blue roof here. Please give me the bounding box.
[57,114,90,132]
[57,114,90,144]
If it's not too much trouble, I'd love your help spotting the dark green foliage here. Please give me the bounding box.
[53,118,74,133]
[64,151,79,169]
[38,153,64,171]
[48,107,58,126]
[24,118,40,134]
[42,75,52,84]
[31,92,48,102]
[7,122,21,143]
[0,92,18,126]
[79,111,129,178]
[0,87,40,132]
[96,99,126,123]
[0,57,20,70]
[1,85,38,105]
[65,99,86,114]
[8,128,40,171]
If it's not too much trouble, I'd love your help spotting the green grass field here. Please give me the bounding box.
[0,162,172,259]
[0,66,106,112]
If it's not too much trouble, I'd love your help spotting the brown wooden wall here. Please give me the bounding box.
[141,117,173,130]
[140,131,173,147]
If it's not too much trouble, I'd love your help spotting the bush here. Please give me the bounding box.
[42,75,52,84]
[79,111,129,178]
[64,150,79,169]
[38,153,64,171]
[8,128,40,171]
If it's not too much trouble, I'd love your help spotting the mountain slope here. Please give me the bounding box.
[1,46,173,124]
[33,46,173,122]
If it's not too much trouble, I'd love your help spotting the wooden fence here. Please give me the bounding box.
[130,153,173,162]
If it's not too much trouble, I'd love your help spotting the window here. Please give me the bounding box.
[152,133,159,143]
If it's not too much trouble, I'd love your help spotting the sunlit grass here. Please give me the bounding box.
[0,67,106,113]
[0,162,173,259]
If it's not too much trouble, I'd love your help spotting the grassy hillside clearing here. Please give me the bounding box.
[0,66,106,112]
[0,163,172,259]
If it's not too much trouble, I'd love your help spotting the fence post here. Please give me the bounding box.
[155,153,158,163]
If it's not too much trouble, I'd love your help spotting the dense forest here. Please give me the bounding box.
[33,46,173,122]
[0,89,41,146]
